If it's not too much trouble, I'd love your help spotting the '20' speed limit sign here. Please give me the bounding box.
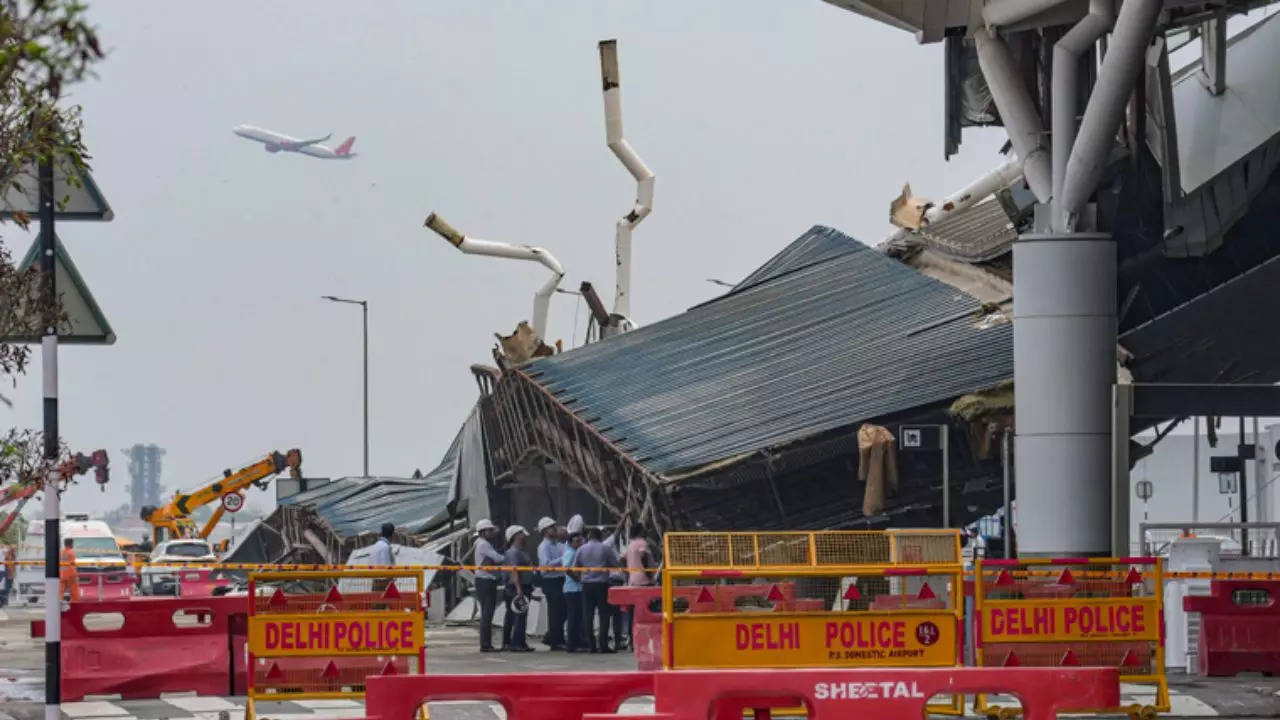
[222,492,245,514]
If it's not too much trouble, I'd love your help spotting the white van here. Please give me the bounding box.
[62,514,133,600]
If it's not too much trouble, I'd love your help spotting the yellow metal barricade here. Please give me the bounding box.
[973,557,1168,720]
[663,530,966,715]
[246,568,425,720]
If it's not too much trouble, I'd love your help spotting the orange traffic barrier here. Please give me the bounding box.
[661,530,966,715]
[246,568,425,720]
[973,556,1168,718]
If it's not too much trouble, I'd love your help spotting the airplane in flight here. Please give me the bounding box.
[232,125,357,159]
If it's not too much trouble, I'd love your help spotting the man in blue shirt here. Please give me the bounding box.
[535,516,567,650]
[573,526,620,652]
[562,532,587,652]
[370,523,396,594]
[472,519,504,652]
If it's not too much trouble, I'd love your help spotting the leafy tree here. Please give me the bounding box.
[0,1,102,492]
[0,0,104,357]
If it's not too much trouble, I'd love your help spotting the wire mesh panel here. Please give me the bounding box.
[1139,522,1280,558]
[247,569,425,713]
[666,530,961,569]
[973,557,1169,716]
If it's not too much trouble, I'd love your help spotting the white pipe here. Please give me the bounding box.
[983,0,1070,30]
[599,39,654,321]
[1052,0,1114,230]
[1059,0,1163,223]
[974,28,1053,202]
[424,212,566,340]
[923,159,1023,226]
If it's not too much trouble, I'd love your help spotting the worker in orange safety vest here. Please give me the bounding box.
[59,538,80,603]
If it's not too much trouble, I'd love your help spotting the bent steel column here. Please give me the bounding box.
[1014,233,1116,555]
[974,28,1052,202]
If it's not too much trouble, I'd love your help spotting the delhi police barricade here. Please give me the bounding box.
[661,530,967,715]
[246,568,425,720]
[973,556,1169,720]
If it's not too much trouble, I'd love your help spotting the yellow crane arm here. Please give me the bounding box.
[145,449,302,543]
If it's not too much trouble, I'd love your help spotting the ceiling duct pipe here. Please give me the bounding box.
[1059,0,1163,226]
[424,212,565,340]
[930,158,1023,224]
[599,38,654,329]
[1052,0,1114,231]
[974,28,1053,202]
[983,0,1070,30]
[888,158,1023,235]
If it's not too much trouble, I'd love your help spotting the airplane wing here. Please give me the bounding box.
[288,133,332,149]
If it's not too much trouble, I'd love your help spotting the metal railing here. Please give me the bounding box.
[1139,522,1280,558]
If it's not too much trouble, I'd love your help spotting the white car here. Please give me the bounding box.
[141,539,216,596]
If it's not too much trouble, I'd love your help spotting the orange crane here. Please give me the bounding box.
[0,450,109,536]
[141,449,301,545]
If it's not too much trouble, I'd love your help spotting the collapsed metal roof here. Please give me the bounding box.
[279,474,452,539]
[521,225,1014,478]
[278,430,461,539]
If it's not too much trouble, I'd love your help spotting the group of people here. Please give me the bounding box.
[471,515,652,653]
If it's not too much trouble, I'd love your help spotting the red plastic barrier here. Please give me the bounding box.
[610,587,692,670]
[646,667,1118,720]
[56,595,246,701]
[76,570,135,600]
[363,672,654,720]
[173,567,232,597]
[1184,579,1280,676]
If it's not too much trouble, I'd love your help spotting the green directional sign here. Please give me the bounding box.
[0,154,113,221]
[4,234,116,345]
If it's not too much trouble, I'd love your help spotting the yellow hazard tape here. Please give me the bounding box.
[9,561,1280,582]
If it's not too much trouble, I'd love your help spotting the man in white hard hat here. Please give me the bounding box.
[535,516,567,650]
[472,519,504,652]
[502,525,534,651]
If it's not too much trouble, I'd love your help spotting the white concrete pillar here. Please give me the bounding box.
[1014,233,1116,555]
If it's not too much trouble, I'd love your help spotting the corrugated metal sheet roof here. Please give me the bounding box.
[278,430,460,537]
[525,225,1013,476]
[916,199,1017,262]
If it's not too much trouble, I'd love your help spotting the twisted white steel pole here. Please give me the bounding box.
[425,212,565,340]
[599,39,654,322]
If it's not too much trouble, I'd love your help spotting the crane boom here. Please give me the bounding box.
[142,449,301,544]
[1,450,108,536]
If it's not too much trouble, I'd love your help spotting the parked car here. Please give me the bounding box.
[140,539,216,596]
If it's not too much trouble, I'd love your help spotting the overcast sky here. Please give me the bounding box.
[7,1,1013,512]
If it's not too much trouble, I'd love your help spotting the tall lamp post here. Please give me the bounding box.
[322,295,368,477]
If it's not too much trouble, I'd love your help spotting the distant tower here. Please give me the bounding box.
[123,444,165,514]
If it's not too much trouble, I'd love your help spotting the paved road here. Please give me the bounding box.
[3,605,1280,719]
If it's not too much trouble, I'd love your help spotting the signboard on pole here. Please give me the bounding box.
[0,157,113,221]
[221,492,245,514]
[2,234,115,344]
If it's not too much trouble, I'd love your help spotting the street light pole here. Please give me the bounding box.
[361,300,368,478]
[322,296,369,477]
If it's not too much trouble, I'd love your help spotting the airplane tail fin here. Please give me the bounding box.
[335,136,356,156]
